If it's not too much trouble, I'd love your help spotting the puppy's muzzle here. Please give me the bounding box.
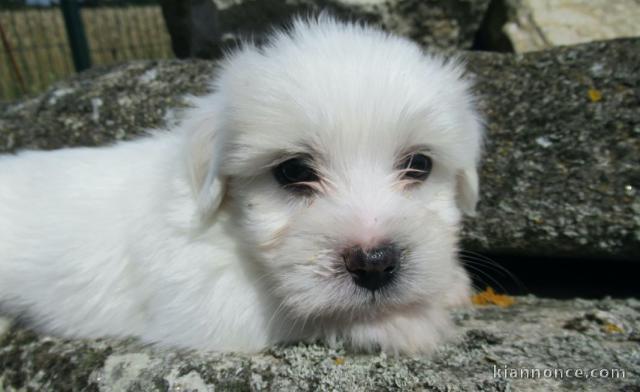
[342,244,399,291]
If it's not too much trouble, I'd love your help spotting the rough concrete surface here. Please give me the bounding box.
[462,38,639,259]
[0,297,638,391]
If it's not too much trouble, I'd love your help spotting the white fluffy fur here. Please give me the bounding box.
[0,17,482,354]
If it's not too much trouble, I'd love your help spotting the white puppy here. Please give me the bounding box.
[0,17,482,354]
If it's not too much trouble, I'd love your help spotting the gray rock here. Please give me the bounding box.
[159,0,491,58]
[500,0,640,53]
[363,0,492,51]
[1,39,638,260]
[1,297,638,391]
[462,38,639,259]
[0,61,216,151]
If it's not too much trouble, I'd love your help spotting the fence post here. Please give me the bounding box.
[60,0,91,71]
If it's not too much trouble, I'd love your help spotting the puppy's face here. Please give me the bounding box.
[192,20,482,321]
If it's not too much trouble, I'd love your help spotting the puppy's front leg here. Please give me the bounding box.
[444,263,472,308]
[320,305,454,355]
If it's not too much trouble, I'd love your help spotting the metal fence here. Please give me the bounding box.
[0,0,173,102]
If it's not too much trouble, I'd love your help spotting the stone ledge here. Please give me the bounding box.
[1,297,638,391]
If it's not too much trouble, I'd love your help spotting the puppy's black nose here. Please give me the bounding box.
[343,244,399,291]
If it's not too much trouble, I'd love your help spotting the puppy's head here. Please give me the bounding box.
[187,18,482,320]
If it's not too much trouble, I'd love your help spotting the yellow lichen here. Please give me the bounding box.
[603,323,623,333]
[588,88,602,102]
[471,287,515,308]
[334,357,345,365]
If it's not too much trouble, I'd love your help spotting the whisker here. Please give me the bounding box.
[462,262,511,294]
[460,250,529,293]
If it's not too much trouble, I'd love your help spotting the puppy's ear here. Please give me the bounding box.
[183,96,227,219]
[456,168,479,216]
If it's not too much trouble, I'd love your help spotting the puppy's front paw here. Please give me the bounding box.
[444,264,472,308]
[334,305,453,355]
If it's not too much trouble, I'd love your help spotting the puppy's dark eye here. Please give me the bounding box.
[400,153,432,181]
[273,157,319,192]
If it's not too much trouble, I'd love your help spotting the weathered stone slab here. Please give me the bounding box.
[462,38,639,259]
[0,61,216,151]
[1,297,638,391]
[500,0,640,53]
